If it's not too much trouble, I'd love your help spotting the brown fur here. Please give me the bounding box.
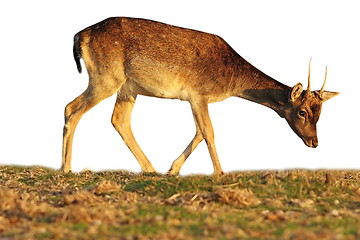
[62,17,339,175]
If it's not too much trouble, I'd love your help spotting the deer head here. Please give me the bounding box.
[284,59,339,148]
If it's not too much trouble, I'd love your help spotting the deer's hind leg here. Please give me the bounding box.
[62,75,124,173]
[111,89,156,173]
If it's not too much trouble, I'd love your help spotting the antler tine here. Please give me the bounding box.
[307,58,312,92]
[320,65,328,93]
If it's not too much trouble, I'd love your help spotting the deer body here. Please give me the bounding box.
[62,17,338,175]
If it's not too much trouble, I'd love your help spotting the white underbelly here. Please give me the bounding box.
[127,77,190,101]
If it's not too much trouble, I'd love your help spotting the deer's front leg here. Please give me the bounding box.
[168,125,203,175]
[190,99,224,175]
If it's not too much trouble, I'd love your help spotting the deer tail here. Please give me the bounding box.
[73,33,82,73]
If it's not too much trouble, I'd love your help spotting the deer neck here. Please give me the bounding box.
[231,61,291,118]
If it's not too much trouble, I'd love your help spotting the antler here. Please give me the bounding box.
[307,58,312,92]
[320,65,328,94]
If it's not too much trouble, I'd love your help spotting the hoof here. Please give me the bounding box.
[167,168,180,176]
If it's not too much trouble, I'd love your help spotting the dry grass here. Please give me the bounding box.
[1,166,360,239]
[215,187,261,207]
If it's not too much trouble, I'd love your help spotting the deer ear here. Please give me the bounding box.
[320,91,340,102]
[290,83,303,102]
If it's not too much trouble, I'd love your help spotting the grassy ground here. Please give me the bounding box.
[1,165,360,239]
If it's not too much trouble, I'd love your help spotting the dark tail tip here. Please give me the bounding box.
[73,33,82,73]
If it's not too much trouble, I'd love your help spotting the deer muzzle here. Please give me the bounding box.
[303,137,318,148]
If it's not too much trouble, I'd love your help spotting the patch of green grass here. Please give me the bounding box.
[72,222,89,231]
[18,177,36,186]
[123,175,215,198]
[35,231,53,239]
[124,179,154,193]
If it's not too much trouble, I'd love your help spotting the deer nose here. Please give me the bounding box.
[304,137,318,148]
[309,137,318,148]
[311,139,318,148]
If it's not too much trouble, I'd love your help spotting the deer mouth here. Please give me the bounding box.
[303,137,318,148]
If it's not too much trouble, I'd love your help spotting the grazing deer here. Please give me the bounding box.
[62,17,339,175]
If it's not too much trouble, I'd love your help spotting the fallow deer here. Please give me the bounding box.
[62,17,339,175]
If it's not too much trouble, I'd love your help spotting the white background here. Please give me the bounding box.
[0,1,358,175]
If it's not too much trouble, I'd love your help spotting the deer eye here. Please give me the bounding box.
[298,110,307,118]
